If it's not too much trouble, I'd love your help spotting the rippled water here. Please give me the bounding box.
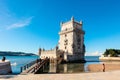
[0,56,100,74]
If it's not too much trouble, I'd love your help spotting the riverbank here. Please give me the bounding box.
[88,63,120,72]
[99,56,120,61]
[0,70,120,80]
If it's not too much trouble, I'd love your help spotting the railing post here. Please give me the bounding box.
[24,65,26,70]
[27,64,28,68]
[21,67,23,72]
[20,58,42,74]
[33,67,35,73]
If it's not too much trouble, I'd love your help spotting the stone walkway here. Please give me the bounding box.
[0,70,120,80]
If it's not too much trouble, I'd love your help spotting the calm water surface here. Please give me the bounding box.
[0,56,39,74]
[43,56,100,73]
[0,56,100,74]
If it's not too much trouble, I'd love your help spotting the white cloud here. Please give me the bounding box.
[85,51,103,56]
[6,17,33,30]
[0,2,34,30]
[91,51,99,56]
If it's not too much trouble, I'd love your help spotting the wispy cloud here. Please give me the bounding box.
[0,2,34,30]
[85,51,103,56]
[6,17,33,30]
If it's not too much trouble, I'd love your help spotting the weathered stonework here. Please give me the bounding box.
[39,49,57,59]
[0,60,12,74]
[58,17,85,62]
[39,17,85,63]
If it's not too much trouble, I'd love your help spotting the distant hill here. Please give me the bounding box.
[0,51,37,56]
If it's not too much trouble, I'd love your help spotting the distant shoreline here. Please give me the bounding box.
[0,51,37,56]
[0,55,37,56]
[99,56,120,61]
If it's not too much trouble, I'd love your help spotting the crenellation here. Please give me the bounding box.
[40,49,57,59]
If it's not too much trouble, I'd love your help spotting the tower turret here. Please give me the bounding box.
[58,17,85,62]
[38,48,41,55]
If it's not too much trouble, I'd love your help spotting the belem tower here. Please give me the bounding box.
[39,17,85,63]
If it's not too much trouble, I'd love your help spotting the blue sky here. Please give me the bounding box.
[0,0,120,55]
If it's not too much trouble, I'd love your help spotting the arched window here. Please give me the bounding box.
[65,34,67,37]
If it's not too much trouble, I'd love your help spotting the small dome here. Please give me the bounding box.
[71,16,74,21]
[80,21,83,25]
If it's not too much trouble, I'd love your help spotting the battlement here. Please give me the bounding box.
[39,48,57,59]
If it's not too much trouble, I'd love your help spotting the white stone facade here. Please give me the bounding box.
[39,49,57,59]
[39,17,85,62]
[58,17,85,61]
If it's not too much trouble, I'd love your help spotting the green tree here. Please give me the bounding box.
[103,49,109,57]
[103,49,119,57]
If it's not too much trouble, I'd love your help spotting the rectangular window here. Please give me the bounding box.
[65,46,67,49]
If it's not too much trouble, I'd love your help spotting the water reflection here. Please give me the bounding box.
[42,56,101,73]
[49,63,85,73]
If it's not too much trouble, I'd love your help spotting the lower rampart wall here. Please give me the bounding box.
[40,50,57,59]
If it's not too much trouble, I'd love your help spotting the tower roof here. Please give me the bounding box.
[71,16,74,21]
[61,17,82,26]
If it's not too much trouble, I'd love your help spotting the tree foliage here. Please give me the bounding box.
[103,49,120,57]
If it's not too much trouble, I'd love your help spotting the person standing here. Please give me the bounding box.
[2,56,6,61]
[103,63,105,72]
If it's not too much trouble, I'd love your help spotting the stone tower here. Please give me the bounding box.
[58,17,85,62]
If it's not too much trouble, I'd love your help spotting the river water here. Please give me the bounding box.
[0,56,100,74]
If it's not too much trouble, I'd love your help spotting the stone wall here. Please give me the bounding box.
[40,49,57,59]
[67,54,84,61]
[0,60,12,74]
